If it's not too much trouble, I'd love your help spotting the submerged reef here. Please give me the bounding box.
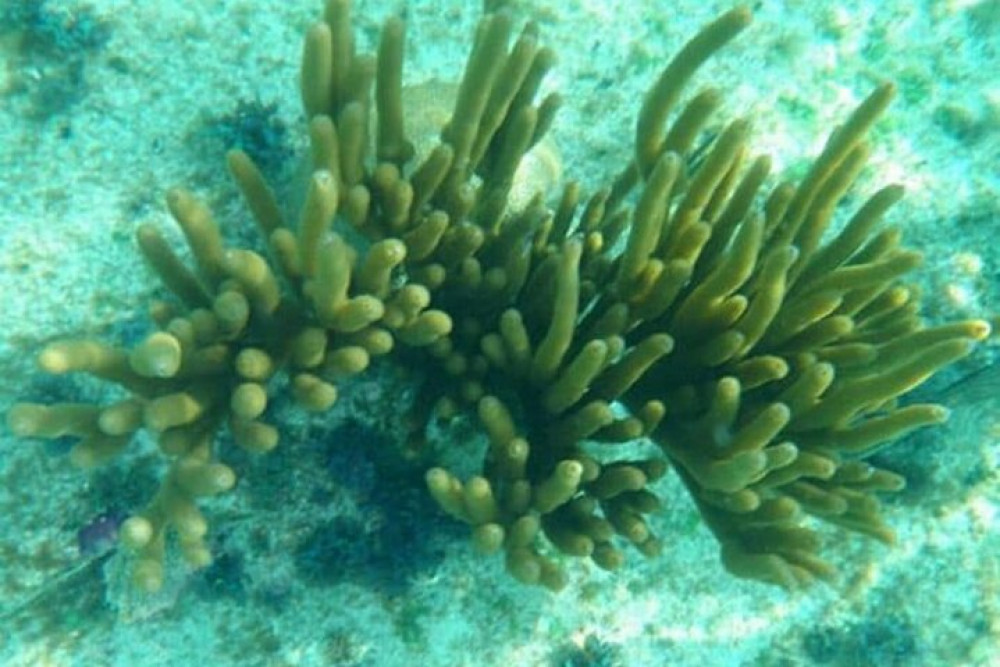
[6,0,990,594]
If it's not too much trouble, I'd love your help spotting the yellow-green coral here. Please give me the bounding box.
[7,1,990,593]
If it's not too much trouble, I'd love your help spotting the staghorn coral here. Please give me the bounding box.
[6,1,990,593]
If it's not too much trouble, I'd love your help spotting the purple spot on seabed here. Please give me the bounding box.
[77,511,126,557]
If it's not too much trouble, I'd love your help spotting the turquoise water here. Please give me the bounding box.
[0,1,997,665]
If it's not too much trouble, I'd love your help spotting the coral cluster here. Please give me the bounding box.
[7,1,989,592]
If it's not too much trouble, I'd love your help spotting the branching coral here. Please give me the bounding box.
[7,1,989,593]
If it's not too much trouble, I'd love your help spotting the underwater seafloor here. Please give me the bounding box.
[1,0,998,665]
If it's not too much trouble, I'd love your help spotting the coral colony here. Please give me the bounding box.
[8,1,989,592]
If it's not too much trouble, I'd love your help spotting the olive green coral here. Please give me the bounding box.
[7,0,989,594]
